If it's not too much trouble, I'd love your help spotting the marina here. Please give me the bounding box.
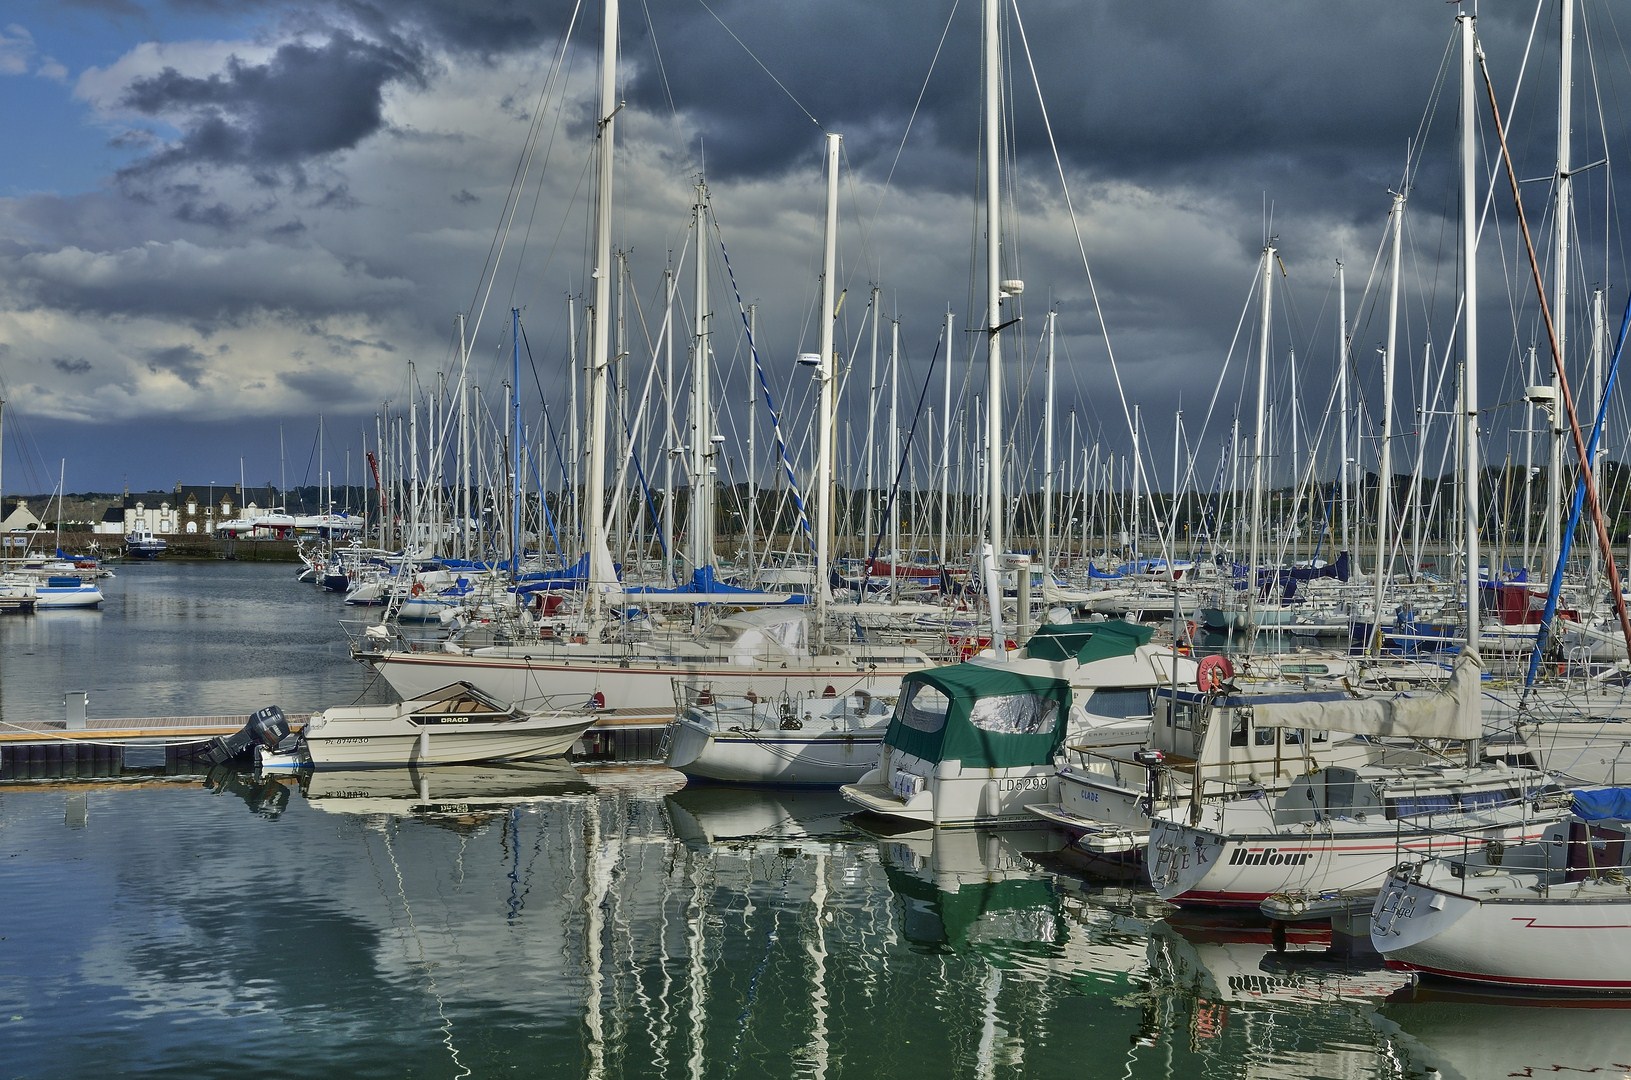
[8,2,1631,1076]
[2,562,1629,1078]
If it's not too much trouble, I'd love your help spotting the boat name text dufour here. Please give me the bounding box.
[1228,847,1314,867]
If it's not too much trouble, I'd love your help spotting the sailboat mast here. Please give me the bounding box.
[583,0,619,621]
[1337,260,1351,558]
[1546,0,1573,595]
[940,308,954,566]
[1042,311,1056,577]
[981,0,1010,652]
[1370,193,1404,657]
[690,181,712,575]
[814,131,842,634]
[889,315,901,600]
[511,307,523,575]
[1245,244,1273,642]
[1460,11,1483,684]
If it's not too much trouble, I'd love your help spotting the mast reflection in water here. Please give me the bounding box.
[12,765,1607,1079]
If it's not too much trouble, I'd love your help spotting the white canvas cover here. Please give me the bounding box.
[1250,653,1482,741]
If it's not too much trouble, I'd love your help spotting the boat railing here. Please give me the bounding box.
[1389,817,1630,898]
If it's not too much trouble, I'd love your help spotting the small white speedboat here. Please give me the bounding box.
[257,682,597,769]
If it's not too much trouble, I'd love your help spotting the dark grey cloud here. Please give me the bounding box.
[119,31,430,174]
[51,356,93,375]
[144,342,209,386]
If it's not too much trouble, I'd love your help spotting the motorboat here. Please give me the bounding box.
[1370,786,1631,992]
[840,621,1194,827]
[256,682,596,769]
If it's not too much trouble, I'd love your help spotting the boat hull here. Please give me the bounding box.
[304,721,588,768]
[1372,868,1631,991]
[664,714,883,786]
[359,645,928,723]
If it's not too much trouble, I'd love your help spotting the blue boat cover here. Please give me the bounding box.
[1571,787,1631,822]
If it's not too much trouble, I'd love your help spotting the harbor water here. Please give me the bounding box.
[1,561,1627,1078]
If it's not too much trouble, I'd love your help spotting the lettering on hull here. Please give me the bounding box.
[1228,847,1313,867]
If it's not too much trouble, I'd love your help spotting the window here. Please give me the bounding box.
[1230,714,1249,747]
[1082,688,1152,722]
[899,683,951,734]
[1172,702,1198,732]
[969,692,1059,736]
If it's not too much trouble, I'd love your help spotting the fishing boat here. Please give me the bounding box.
[255,682,596,769]
[1369,786,1631,992]
[123,525,168,559]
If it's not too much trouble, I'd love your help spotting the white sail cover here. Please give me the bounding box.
[1250,653,1482,741]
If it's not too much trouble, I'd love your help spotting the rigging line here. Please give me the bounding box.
[519,321,567,557]
[711,214,813,541]
[693,0,821,129]
[868,334,943,566]
[1010,0,1186,569]
[470,0,585,361]
[853,0,961,271]
[1481,38,1631,668]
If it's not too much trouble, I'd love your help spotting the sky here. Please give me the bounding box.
[0,0,1623,506]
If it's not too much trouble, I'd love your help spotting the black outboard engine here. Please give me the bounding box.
[202,706,291,766]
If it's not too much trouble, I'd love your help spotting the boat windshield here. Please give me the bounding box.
[969,693,1060,737]
[898,683,951,734]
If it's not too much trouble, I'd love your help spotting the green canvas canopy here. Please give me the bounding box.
[1022,620,1153,663]
[883,662,1073,770]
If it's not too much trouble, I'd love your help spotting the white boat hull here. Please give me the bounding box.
[1371,823,1631,992]
[1148,814,1558,908]
[664,716,883,786]
[840,750,1059,827]
[360,645,929,723]
[1373,869,1631,992]
[304,723,585,768]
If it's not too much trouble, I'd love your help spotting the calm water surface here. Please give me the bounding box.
[0,562,1626,1078]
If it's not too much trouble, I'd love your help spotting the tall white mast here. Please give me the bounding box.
[689,180,712,575]
[814,131,842,635]
[662,266,676,583]
[583,0,619,620]
[1545,0,1573,594]
[1042,310,1056,578]
[1369,194,1404,657]
[940,308,954,565]
[1245,244,1274,642]
[1337,260,1351,557]
[865,286,881,564]
[981,0,1012,651]
[889,314,901,599]
[1460,11,1483,686]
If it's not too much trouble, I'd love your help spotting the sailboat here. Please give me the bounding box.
[354,2,935,723]
[1147,14,1575,914]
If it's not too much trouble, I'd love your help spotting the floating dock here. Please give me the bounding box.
[0,700,665,780]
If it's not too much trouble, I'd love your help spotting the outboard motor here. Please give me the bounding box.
[202,706,291,766]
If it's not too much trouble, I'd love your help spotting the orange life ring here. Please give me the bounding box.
[1197,654,1234,694]
[410,582,425,597]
